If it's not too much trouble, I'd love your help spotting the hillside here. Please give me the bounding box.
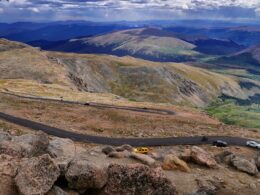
[1,39,260,108]
[211,45,260,72]
[42,28,202,62]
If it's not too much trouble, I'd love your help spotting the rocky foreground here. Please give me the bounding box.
[0,129,259,195]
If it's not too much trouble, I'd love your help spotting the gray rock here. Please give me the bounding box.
[231,155,258,175]
[5,131,49,158]
[115,144,133,152]
[0,130,11,142]
[102,146,115,155]
[108,150,130,158]
[130,152,156,166]
[15,154,60,195]
[215,151,233,164]
[102,164,176,195]
[48,137,75,174]
[65,159,108,190]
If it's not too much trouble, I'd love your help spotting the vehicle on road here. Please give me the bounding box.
[213,140,228,147]
[134,147,150,154]
[246,141,260,149]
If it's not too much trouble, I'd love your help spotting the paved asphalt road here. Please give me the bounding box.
[0,92,175,116]
[0,112,255,147]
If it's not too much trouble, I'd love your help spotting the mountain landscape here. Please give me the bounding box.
[0,0,260,193]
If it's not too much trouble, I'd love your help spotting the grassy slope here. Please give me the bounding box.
[207,99,260,129]
[73,28,201,60]
[1,39,260,129]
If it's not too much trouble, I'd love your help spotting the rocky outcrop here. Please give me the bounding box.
[102,164,176,195]
[0,132,49,158]
[162,154,191,172]
[15,154,60,195]
[230,155,258,175]
[191,146,217,168]
[65,159,108,190]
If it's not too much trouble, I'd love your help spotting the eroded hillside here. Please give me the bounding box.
[1,39,260,107]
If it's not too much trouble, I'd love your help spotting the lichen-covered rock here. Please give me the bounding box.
[48,137,75,174]
[162,154,191,172]
[231,155,258,175]
[0,130,11,142]
[0,154,19,177]
[0,132,49,158]
[191,146,217,168]
[65,159,108,190]
[102,164,176,195]
[15,154,60,195]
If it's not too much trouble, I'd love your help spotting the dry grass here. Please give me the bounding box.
[0,93,259,140]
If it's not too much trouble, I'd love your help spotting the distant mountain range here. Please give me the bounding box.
[164,26,260,46]
[0,21,129,42]
[28,27,246,62]
[213,45,260,70]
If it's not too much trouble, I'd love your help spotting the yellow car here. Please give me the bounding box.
[134,147,150,154]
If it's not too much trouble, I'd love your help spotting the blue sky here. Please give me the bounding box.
[0,0,259,22]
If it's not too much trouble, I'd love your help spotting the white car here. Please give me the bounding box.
[246,141,260,149]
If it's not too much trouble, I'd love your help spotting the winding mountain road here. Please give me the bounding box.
[0,91,175,115]
[0,112,255,147]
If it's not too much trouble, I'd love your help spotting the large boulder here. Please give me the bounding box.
[0,132,49,158]
[191,146,217,168]
[65,159,108,190]
[102,164,176,195]
[162,154,191,172]
[130,152,156,166]
[230,155,258,175]
[48,137,75,174]
[15,154,60,195]
[12,131,49,157]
